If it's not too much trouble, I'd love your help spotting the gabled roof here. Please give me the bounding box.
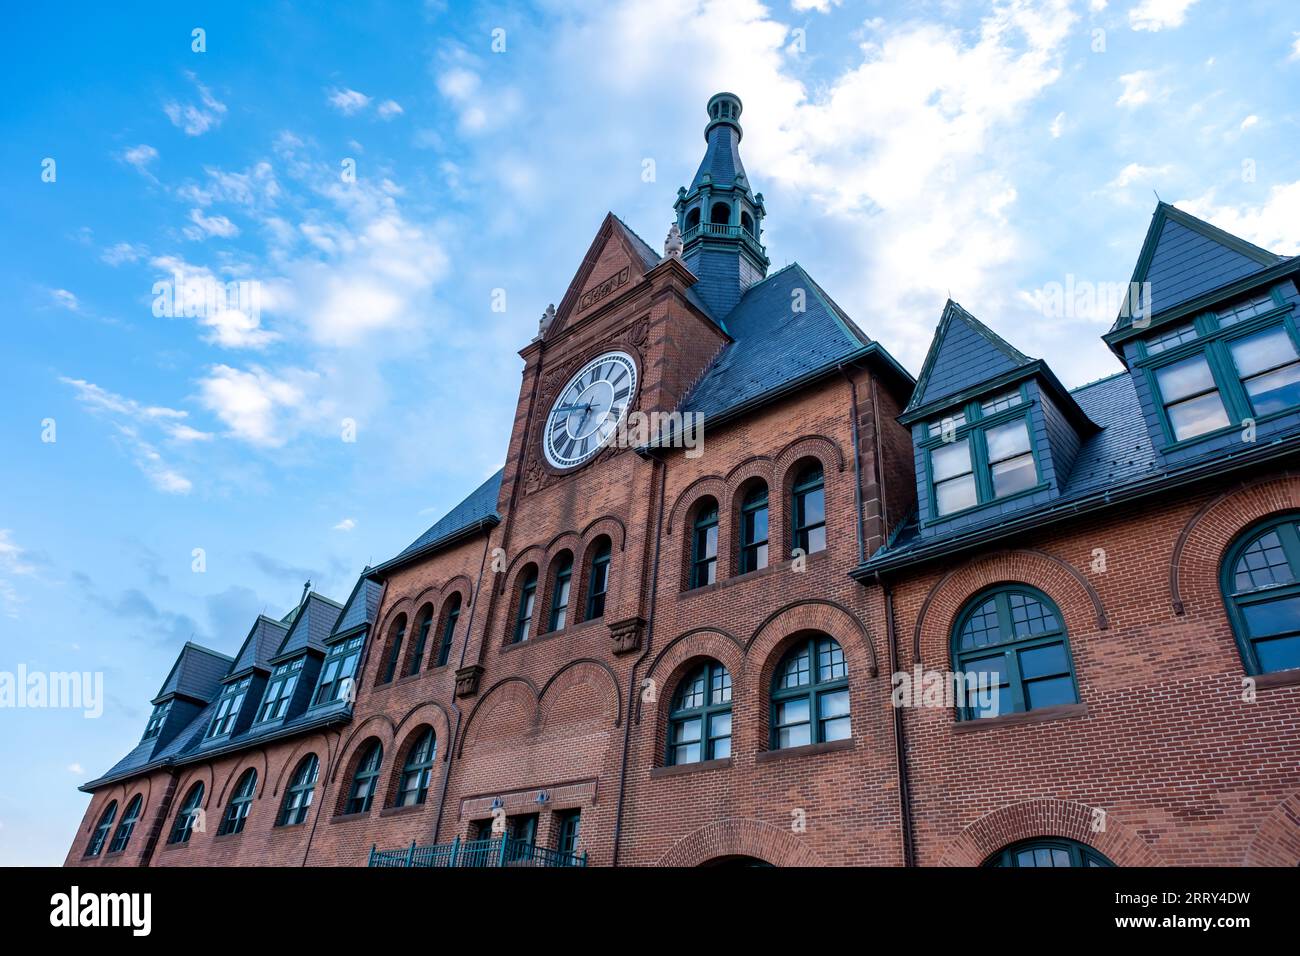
[273,592,343,659]
[227,615,289,678]
[377,467,504,573]
[905,300,1032,415]
[680,263,899,421]
[331,575,383,637]
[1111,202,1285,333]
[153,642,233,704]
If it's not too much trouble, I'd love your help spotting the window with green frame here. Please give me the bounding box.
[791,464,826,555]
[586,538,612,620]
[168,782,204,844]
[345,741,382,814]
[142,700,171,741]
[924,387,1038,519]
[690,499,719,588]
[85,801,117,857]
[511,566,538,643]
[407,606,434,675]
[952,586,1078,720]
[435,593,461,667]
[770,635,849,749]
[1139,285,1300,444]
[108,794,143,853]
[396,727,436,807]
[1222,513,1300,675]
[256,657,303,723]
[555,809,581,857]
[984,837,1112,867]
[217,768,257,836]
[667,661,732,765]
[313,633,364,706]
[739,482,769,574]
[205,676,250,739]
[548,553,573,632]
[277,753,319,827]
[380,614,407,684]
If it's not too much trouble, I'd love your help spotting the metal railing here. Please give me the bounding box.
[681,221,766,255]
[369,835,588,868]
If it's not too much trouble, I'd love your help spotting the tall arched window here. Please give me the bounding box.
[512,566,538,644]
[1222,514,1300,674]
[346,741,383,814]
[435,593,461,668]
[691,499,719,588]
[791,464,826,555]
[108,794,143,853]
[685,207,701,231]
[952,586,1078,720]
[770,635,849,749]
[408,606,434,675]
[380,615,407,684]
[218,768,257,836]
[984,838,1113,868]
[397,728,436,807]
[586,538,612,620]
[548,553,573,632]
[168,782,204,844]
[277,753,319,827]
[710,202,731,225]
[85,801,117,857]
[739,483,769,574]
[668,661,732,765]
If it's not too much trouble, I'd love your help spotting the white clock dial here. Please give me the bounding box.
[543,351,638,469]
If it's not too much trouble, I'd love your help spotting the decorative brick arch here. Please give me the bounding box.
[458,676,540,756]
[1170,473,1300,615]
[216,749,269,802]
[665,475,727,535]
[330,714,395,784]
[747,599,878,678]
[1244,791,1300,866]
[775,434,845,476]
[271,733,332,796]
[393,700,453,750]
[912,549,1108,667]
[539,658,622,728]
[579,514,627,552]
[938,798,1165,866]
[657,818,827,867]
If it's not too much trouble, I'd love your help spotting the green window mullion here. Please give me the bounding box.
[971,427,994,503]
[1207,341,1251,424]
[993,595,1027,713]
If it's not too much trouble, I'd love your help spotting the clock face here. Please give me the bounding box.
[543,351,638,469]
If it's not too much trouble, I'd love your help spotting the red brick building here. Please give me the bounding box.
[65,94,1300,868]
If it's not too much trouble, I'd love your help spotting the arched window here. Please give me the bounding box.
[512,566,538,644]
[218,768,257,836]
[108,794,143,854]
[791,464,826,555]
[739,483,769,574]
[667,661,732,765]
[397,728,437,807]
[710,202,731,225]
[984,838,1113,868]
[741,211,755,236]
[277,754,319,827]
[1222,514,1300,674]
[168,782,204,844]
[952,586,1078,720]
[690,499,719,588]
[770,635,849,749]
[346,741,383,814]
[380,615,407,684]
[85,801,117,857]
[548,553,573,632]
[435,593,461,668]
[408,606,434,675]
[685,207,701,231]
[586,538,612,620]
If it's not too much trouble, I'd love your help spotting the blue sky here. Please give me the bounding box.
[2,0,1298,864]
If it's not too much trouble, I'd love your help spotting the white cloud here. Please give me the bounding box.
[184,208,240,240]
[332,518,357,531]
[1239,115,1258,130]
[1291,33,1300,61]
[197,364,317,447]
[164,72,227,136]
[328,88,372,115]
[1177,182,1300,256]
[377,99,404,119]
[1109,162,1170,187]
[101,242,146,265]
[120,144,159,174]
[1128,0,1198,31]
[149,255,278,349]
[790,0,840,11]
[1050,111,1066,138]
[1116,70,1159,107]
[67,763,84,775]
[50,289,79,311]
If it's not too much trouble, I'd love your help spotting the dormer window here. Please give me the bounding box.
[142,700,171,741]
[313,634,364,706]
[1144,322,1197,355]
[256,658,303,723]
[206,676,251,739]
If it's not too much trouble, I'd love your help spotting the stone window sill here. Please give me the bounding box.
[330,810,372,824]
[1254,669,1300,690]
[755,737,853,764]
[378,804,428,819]
[650,757,731,779]
[679,549,830,598]
[952,702,1088,733]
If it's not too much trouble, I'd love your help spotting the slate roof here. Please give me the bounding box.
[905,300,1031,414]
[680,263,885,420]
[689,122,749,193]
[616,216,716,324]
[333,576,383,636]
[228,616,289,677]
[385,467,504,566]
[1111,202,1285,332]
[153,643,233,704]
[274,592,344,659]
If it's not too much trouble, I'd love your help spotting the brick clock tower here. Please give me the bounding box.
[66,93,1300,870]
